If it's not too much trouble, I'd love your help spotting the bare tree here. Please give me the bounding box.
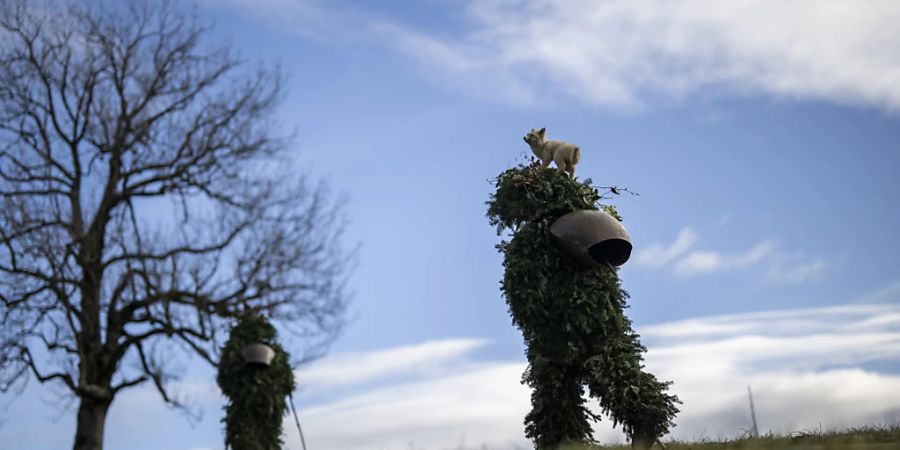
[0,2,350,449]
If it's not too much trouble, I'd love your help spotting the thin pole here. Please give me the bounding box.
[747,386,759,438]
[289,392,308,450]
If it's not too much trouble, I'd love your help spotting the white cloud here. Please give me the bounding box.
[278,302,900,449]
[201,0,380,46]
[765,257,827,285]
[640,302,900,437]
[634,227,825,282]
[8,301,899,449]
[290,362,535,450]
[641,303,896,340]
[208,0,900,111]
[853,280,900,304]
[294,338,488,389]
[674,240,775,276]
[632,227,698,268]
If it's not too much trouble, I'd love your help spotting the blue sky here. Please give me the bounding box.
[2,1,900,449]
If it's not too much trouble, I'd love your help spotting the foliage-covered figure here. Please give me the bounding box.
[217,316,296,450]
[487,165,679,449]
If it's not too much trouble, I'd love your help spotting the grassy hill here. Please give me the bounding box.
[557,425,900,450]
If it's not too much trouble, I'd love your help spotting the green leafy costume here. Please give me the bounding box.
[217,316,295,450]
[487,166,679,449]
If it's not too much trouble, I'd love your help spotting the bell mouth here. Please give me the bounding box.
[588,239,633,267]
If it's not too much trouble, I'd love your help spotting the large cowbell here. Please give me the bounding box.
[550,209,632,268]
[241,343,276,368]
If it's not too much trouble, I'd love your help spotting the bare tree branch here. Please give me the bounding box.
[0,1,350,448]
[23,347,77,393]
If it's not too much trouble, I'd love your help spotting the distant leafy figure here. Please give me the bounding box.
[0,2,350,449]
[487,165,679,449]
[218,315,295,450]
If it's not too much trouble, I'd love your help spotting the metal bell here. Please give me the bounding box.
[241,343,275,368]
[550,209,632,268]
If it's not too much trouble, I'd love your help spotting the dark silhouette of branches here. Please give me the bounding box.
[0,1,350,448]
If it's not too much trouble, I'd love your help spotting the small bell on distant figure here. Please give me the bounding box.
[241,343,275,368]
[550,209,632,268]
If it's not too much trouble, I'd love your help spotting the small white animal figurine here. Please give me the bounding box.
[523,127,581,178]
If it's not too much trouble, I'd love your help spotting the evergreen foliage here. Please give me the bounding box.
[487,165,680,449]
[217,316,296,450]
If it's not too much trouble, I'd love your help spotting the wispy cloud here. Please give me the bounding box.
[764,256,827,285]
[279,302,900,449]
[633,226,825,283]
[642,303,900,369]
[641,302,900,436]
[207,0,900,111]
[853,280,900,305]
[640,303,896,340]
[674,240,775,276]
[632,227,698,268]
[200,0,358,42]
[294,338,488,389]
[292,362,534,450]
[11,300,899,449]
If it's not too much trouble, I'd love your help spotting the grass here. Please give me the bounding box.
[554,424,900,450]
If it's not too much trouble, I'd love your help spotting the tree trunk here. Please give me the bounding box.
[72,396,112,450]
